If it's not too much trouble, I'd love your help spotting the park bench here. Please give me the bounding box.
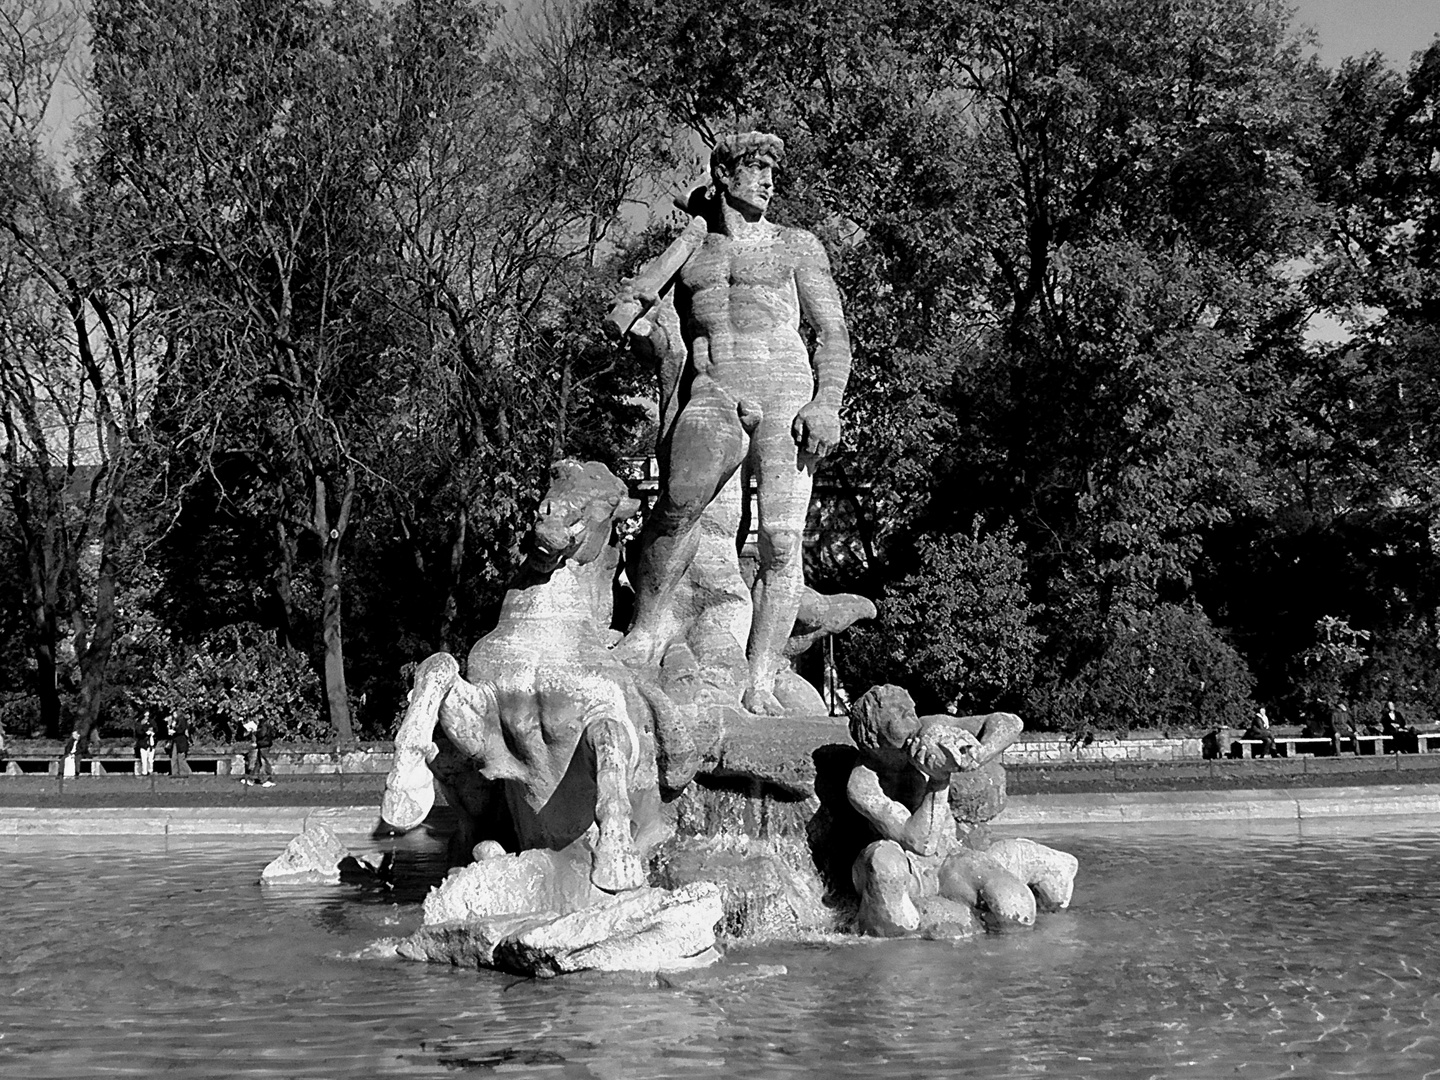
[1231,733,1422,758]
[1230,734,1391,758]
[1,754,233,776]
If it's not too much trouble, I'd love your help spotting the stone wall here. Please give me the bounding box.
[245,734,1205,776]
[1001,735,1203,765]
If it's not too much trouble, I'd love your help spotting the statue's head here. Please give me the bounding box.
[849,684,921,757]
[710,131,784,219]
[530,459,641,570]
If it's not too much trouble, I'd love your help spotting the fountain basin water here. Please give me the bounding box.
[3,817,1438,1078]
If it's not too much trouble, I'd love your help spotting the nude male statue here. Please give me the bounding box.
[846,685,1078,936]
[610,132,853,716]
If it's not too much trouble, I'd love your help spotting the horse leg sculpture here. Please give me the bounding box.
[585,714,644,893]
[381,652,459,831]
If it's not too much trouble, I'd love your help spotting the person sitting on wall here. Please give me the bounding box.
[1242,707,1278,758]
[1328,700,1360,756]
[1381,700,1416,753]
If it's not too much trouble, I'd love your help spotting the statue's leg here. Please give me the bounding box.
[937,850,1037,928]
[622,381,752,663]
[743,392,815,716]
[585,715,645,893]
[985,837,1079,911]
[637,677,701,793]
[852,840,922,936]
[381,652,458,831]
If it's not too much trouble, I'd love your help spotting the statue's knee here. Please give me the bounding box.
[855,840,909,893]
[650,491,707,534]
[758,527,803,569]
[980,871,1037,927]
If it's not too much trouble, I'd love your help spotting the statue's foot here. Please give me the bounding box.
[742,686,787,716]
[916,895,981,940]
[591,843,645,894]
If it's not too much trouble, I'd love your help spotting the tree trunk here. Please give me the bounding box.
[437,503,467,653]
[273,517,300,651]
[73,490,124,747]
[12,475,64,737]
[312,469,356,743]
[320,539,355,743]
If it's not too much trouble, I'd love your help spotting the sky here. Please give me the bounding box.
[1293,0,1440,68]
[37,1,1440,162]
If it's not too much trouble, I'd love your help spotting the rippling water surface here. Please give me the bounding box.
[4,818,1440,1078]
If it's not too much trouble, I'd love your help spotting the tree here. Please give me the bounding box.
[845,519,1039,711]
[88,0,435,741]
[0,0,184,743]
[601,0,1320,722]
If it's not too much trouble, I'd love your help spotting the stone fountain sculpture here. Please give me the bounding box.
[377,132,1076,975]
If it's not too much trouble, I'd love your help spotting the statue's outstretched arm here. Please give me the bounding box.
[846,762,951,857]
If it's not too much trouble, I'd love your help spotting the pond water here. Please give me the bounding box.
[4,818,1440,1078]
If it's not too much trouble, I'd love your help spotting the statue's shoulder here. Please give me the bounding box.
[776,225,832,270]
[776,223,824,251]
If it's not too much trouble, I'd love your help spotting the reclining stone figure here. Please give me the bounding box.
[846,684,1078,937]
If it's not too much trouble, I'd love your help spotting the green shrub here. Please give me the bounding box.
[1027,601,1255,735]
[144,622,325,743]
[844,520,1041,712]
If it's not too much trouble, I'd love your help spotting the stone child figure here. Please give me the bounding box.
[612,132,853,716]
[846,686,1078,937]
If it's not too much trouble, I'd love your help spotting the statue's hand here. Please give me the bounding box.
[908,723,981,776]
[791,401,842,457]
[616,274,660,309]
[605,276,662,339]
[934,726,983,772]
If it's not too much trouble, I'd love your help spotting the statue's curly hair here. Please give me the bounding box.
[709,131,784,185]
[849,684,922,752]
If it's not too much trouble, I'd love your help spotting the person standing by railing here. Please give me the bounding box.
[240,718,275,787]
[135,711,158,776]
[166,715,191,777]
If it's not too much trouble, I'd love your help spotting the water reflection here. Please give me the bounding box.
[3,820,1440,1077]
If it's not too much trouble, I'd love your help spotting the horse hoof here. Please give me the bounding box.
[742,687,787,717]
[591,849,645,893]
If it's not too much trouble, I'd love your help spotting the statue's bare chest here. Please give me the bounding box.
[681,234,793,294]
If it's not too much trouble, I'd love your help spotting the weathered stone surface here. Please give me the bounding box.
[398,912,558,969]
[491,882,724,978]
[915,894,982,940]
[712,710,850,795]
[260,823,352,883]
[610,132,861,717]
[986,836,1079,911]
[381,461,679,895]
[949,760,1008,826]
[421,846,599,926]
[652,834,833,939]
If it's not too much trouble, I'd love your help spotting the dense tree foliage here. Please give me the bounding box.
[1,0,1437,742]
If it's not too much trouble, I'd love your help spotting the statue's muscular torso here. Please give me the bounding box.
[675,223,817,394]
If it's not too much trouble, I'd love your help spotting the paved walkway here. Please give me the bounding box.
[0,804,387,841]
[5,782,1440,838]
[999,783,1440,826]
